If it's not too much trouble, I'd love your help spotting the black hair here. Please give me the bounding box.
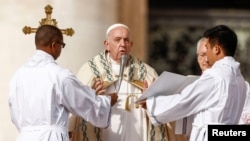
[35,25,63,48]
[203,25,237,56]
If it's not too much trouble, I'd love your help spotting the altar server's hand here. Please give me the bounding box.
[93,78,106,95]
[143,78,155,92]
[143,80,148,92]
[241,114,250,124]
[108,93,118,106]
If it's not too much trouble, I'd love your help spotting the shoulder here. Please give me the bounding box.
[131,56,156,71]
[130,56,158,77]
[58,68,75,80]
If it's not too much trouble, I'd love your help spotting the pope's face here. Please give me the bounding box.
[104,27,133,63]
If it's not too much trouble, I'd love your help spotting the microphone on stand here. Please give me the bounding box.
[116,54,128,92]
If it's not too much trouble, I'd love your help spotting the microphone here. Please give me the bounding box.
[116,54,128,92]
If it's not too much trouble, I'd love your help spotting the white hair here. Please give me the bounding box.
[106,23,129,37]
[197,37,207,52]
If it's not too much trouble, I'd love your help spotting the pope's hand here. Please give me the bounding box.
[138,99,147,109]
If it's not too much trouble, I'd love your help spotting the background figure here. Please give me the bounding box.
[140,25,247,141]
[8,25,118,141]
[196,37,211,72]
[68,23,186,141]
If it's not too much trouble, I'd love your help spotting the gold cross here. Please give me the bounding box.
[22,5,74,36]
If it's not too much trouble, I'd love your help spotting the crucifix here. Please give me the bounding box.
[22,5,74,36]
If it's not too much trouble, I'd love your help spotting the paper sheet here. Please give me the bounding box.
[136,71,199,102]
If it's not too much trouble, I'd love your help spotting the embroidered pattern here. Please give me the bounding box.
[99,52,113,81]
[160,124,166,141]
[150,124,156,141]
[128,56,135,81]
[94,127,102,141]
[88,58,100,78]
[81,120,88,141]
[138,58,146,81]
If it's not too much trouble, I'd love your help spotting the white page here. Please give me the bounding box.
[136,71,199,102]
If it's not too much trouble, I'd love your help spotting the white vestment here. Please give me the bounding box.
[69,51,176,141]
[9,50,111,141]
[146,57,247,141]
[104,78,146,140]
[239,81,250,124]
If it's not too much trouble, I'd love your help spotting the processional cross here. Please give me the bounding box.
[22,5,74,36]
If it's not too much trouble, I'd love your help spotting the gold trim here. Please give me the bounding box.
[103,81,112,88]
[125,94,139,111]
[130,80,144,90]
[103,80,144,90]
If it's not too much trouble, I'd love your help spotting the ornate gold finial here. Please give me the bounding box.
[22,5,74,36]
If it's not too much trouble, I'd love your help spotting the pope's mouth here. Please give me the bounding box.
[120,51,127,54]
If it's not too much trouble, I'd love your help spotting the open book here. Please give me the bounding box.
[136,71,199,102]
